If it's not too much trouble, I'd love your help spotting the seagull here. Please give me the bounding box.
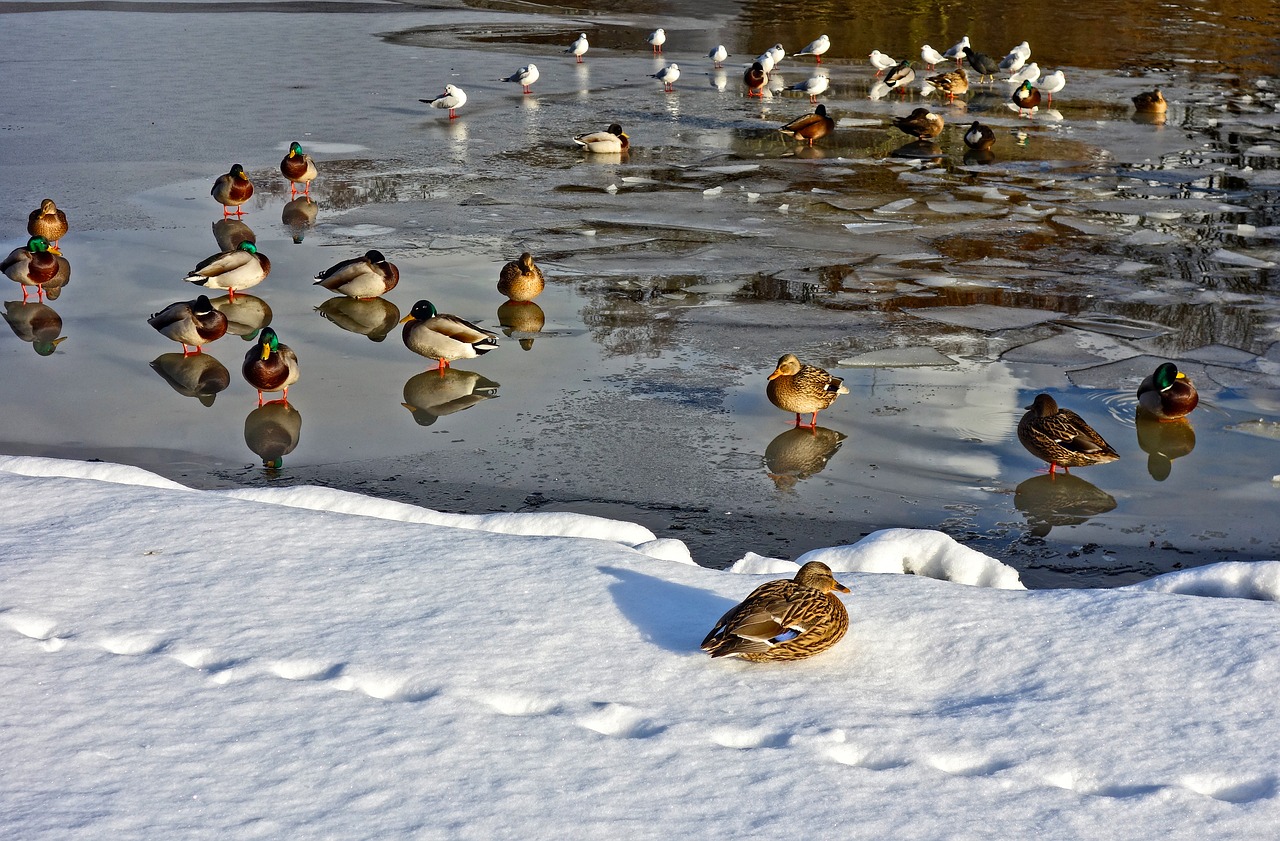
[788,74,829,103]
[1038,70,1065,104]
[755,53,776,74]
[1009,40,1032,61]
[421,84,467,119]
[1007,61,1040,87]
[943,36,970,64]
[767,43,787,66]
[708,44,728,68]
[920,44,946,70]
[652,62,680,92]
[647,28,666,53]
[793,34,830,63]
[567,33,588,63]
[502,63,539,94]
[869,50,897,75]
[998,49,1026,74]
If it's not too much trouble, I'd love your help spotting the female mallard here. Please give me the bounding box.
[928,67,969,101]
[2,236,62,302]
[779,104,835,146]
[743,62,769,97]
[313,250,399,299]
[280,141,317,197]
[1132,88,1167,113]
[498,252,545,302]
[242,327,299,405]
[701,561,851,662]
[1137,362,1198,421]
[28,199,68,248]
[212,164,254,217]
[1012,80,1042,115]
[964,120,995,150]
[573,123,629,154]
[892,107,944,140]
[767,353,848,428]
[400,299,499,370]
[1018,393,1119,474]
[184,241,270,300]
[148,294,229,355]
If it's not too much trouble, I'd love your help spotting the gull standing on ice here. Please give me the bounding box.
[1038,70,1065,104]
[502,63,539,94]
[942,36,970,64]
[647,28,665,53]
[708,44,728,68]
[793,34,830,63]
[920,44,946,70]
[1007,62,1040,87]
[788,73,829,103]
[421,84,467,119]
[652,62,680,92]
[566,33,588,63]
[869,50,896,75]
[765,43,786,67]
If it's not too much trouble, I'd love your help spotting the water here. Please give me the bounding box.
[1,0,1278,587]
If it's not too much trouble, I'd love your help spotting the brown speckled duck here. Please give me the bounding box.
[497,252,545,302]
[767,353,848,428]
[28,199,68,248]
[1018,393,1119,474]
[1132,88,1168,113]
[892,108,944,140]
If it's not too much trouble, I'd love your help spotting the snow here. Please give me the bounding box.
[4,457,1280,838]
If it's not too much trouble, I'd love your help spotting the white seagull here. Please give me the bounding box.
[708,44,728,67]
[793,34,830,63]
[869,50,896,75]
[942,36,970,64]
[421,84,467,119]
[998,49,1026,74]
[788,74,829,103]
[920,44,946,70]
[766,43,786,66]
[502,63,539,94]
[652,62,680,92]
[1007,61,1040,86]
[1038,70,1066,104]
[647,28,666,53]
[567,33,588,63]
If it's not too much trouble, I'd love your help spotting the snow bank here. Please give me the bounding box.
[1126,561,1280,601]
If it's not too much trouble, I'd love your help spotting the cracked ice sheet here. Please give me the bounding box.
[904,305,1064,332]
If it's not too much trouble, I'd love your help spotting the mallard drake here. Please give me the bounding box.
[652,63,680,92]
[573,123,629,154]
[1038,70,1065,105]
[3,300,65,356]
[743,62,769,97]
[149,352,231,406]
[242,327,299,405]
[316,296,401,342]
[1137,362,1198,421]
[1012,80,1042,115]
[779,104,835,146]
[402,368,500,426]
[767,353,848,428]
[2,236,62,302]
[883,60,915,92]
[185,241,269,300]
[942,35,970,64]
[892,107,944,139]
[280,141,317,197]
[647,28,665,53]
[28,199,68,248]
[964,120,996,150]
[244,400,302,468]
[282,196,319,243]
[928,67,969,101]
[400,299,499,370]
[701,561,851,662]
[502,63,539,95]
[498,252,545,302]
[793,34,830,64]
[962,47,1000,83]
[148,294,229,355]
[212,164,254,217]
[313,250,399,299]
[567,33,589,63]
[422,84,467,119]
[1132,88,1167,113]
[1018,393,1119,474]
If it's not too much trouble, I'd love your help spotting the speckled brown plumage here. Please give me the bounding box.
[766,353,848,428]
[892,107,944,139]
[1017,393,1119,474]
[28,199,68,245]
[498,252,545,302]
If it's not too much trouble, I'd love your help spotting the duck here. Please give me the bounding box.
[2,236,62,302]
[567,33,588,63]
[793,34,830,64]
[242,327,299,405]
[652,63,680,92]
[244,400,302,469]
[779,104,835,146]
[27,199,68,248]
[313,250,399,299]
[701,561,851,662]
[498,252,545,302]
[883,60,915,92]
[962,46,1000,83]
[1018,393,1120,474]
[1012,80,1042,115]
[869,50,896,75]
[892,107,944,140]
[743,62,769,97]
[1132,88,1167,113]
[211,164,254,217]
[920,44,946,70]
[184,241,270,300]
[787,73,829,103]
[280,141,317,197]
[647,28,665,53]
[282,196,318,243]
[422,84,467,119]
[927,67,969,101]
[942,36,970,64]
[502,63,539,94]
[573,123,629,153]
[1038,70,1066,105]
[964,120,996,150]
[767,353,848,428]
[1137,362,1198,420]
[3,300,65,356]
[400,299,499,370]
[148,294,229,355]
[707,44,728,68]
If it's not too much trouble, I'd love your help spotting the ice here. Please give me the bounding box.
[1000,332,1129,366]
[904,305,1063,332]
[874,198,916,214]
[843,221,917,233]
[1126,562,1280,601]
[272,141,367,154]
[1225,419,1280,440]
[1114,260,1158,274]
[1181,344,1262,368]
[1057,314,1172,340]
[838,347,959,368]
[1209,248,1276,268]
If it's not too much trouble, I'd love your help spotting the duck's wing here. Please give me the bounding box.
[428,313,498,344]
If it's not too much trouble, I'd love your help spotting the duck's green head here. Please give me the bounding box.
[402,300,438,324]
[1020,81,1033,92]
[1153,362,1183,391]
[26,236,51,253]
[288,141,304,157]
[238,241,258,255]
[258,327,280,359]
[33,336,66,356]
[231,163,248,180]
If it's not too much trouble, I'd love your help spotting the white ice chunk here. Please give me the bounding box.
[838,347,958,367]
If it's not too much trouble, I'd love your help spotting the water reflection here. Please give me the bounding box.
[497,300,545,351]
[963,148,996,166]
[282,197,318,244]
[244,399,302,470]
[149,352,231,406]
[211,293,272,340]
[212,218,256,252]
[1131,111,1168,127]
[891,140,943,160]
[3,300,65,355]
[316,296,401,342]
[1135,415,1196,482]
[764,426,847,491]
[1014,474,1118,538]
[401,368,500,426]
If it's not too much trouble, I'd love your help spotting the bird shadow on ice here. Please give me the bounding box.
[599,566,735,654]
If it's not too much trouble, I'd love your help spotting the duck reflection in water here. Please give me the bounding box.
[212,218,256,253]
[244,400,302,471]
[891,140,943,160]
[1014,473,1117,538]
[3,300,66,355]
[764,425,847,491]
[316,296,401,342]
[1135,414,1196,481]
[282,197,319,244]
[497,299,545,351]
[150,352,231,406]
[402,368,499,426]
[211,293,272,340]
